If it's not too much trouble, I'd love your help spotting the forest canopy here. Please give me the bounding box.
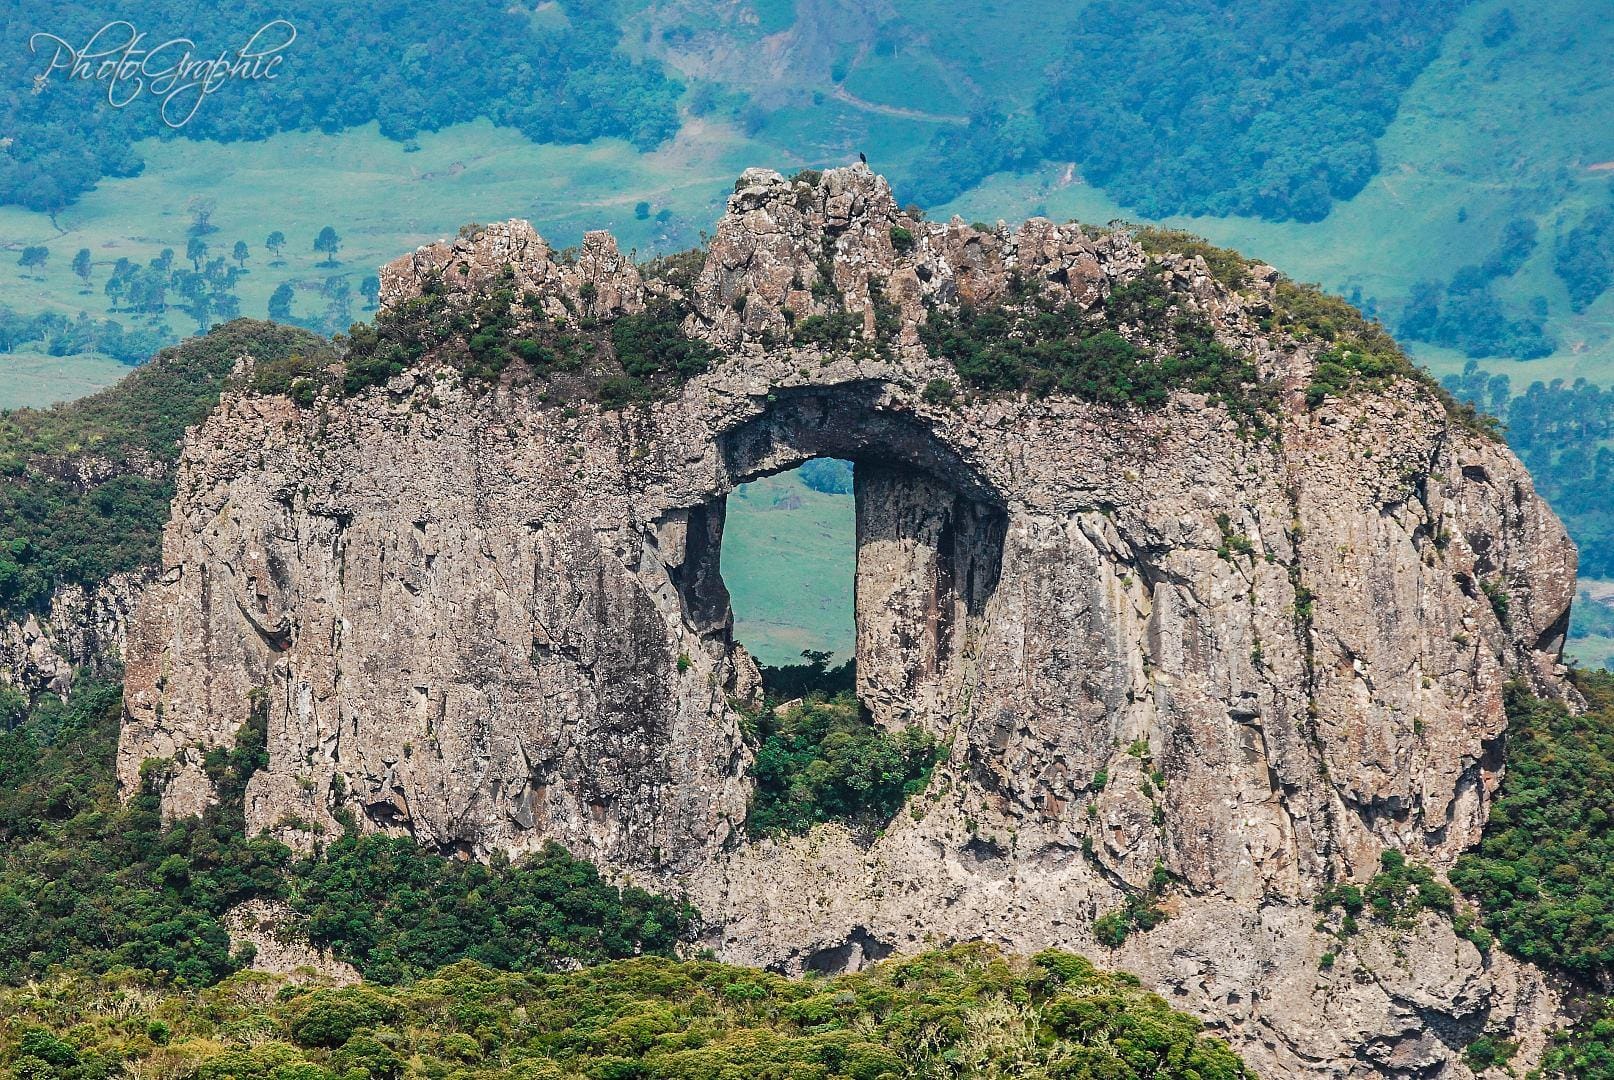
[903,0,1469,222]
[3,1,682,211]
[0,944,1256,1080]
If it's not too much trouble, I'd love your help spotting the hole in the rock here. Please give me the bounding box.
[719,457,947,842]
[720,457,857,693]
[697,390,1009,838]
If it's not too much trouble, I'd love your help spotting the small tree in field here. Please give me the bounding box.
[232,241,249,270]
[269,282,294,321]
[265,231,286,264]
[314,226,342,267]
[18,246,48,275]
[72,248,93,291]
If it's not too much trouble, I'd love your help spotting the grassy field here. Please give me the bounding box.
[0,118,782,408]
[0,350,129,409]
[721,467,856,667]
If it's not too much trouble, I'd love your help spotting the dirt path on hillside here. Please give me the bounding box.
[830,86,968,125]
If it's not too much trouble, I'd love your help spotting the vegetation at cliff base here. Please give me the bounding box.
[0,320,327,619]
[1451,672,1614,1076]
[1451,674,1614,982]
[745,691,940,840]
[0,675,1256,1079]
[0,674,693,989]
[0,943,1255,1080]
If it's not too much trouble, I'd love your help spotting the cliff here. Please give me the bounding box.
[118,166,1577,1077]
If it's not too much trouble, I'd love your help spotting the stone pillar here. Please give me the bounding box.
[854,464,1002,731]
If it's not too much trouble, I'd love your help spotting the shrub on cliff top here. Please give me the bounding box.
[333,274,714,407]
[919,269,1272,427]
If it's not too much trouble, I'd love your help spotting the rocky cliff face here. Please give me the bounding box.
[2,573,145,700]
[119,166,1577,1078]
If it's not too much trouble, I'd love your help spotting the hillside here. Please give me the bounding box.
[0,321,327,620]
[0,946,1255,1080]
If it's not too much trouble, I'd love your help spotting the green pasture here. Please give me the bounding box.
[721,467,856,668]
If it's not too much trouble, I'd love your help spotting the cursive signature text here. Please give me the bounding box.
[29,20,297,128]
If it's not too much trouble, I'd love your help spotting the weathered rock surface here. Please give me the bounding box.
[1,572,145,700]
[119,166,1578,1077]
[222,898,360,985]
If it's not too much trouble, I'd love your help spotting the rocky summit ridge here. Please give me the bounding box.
[113,165,1576,1077]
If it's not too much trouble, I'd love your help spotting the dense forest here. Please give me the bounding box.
[1452,672,1614,1076]
[904,0,1470,220]
[2,0,681,211]
[0,945,1256,1080]
[0,671,691,987]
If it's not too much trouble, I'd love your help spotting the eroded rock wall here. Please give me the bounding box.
[1,573,145,700]
[120,166,1577,1078]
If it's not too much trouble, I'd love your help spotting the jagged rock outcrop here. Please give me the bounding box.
[119,165,1577,1077]
[1,573,146,699]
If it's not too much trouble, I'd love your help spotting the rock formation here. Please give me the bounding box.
[1,573,145,700]
[118,165,1578,1077]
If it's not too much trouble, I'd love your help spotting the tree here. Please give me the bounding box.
[232,241,250,270]
[186,237,208,272]
[314,226,342,267]
[186,291,212,333]
[71,249,93,292]
[322,276,353,333]
[269,283,295,321]
[265,231,286,264]
[360,275,380,311]
[187,196,218,236]
[18,246,48,275]
[634,201,651,220]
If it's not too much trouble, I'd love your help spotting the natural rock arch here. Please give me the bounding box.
[118,165,1578,1077]
[686,382,1010,733]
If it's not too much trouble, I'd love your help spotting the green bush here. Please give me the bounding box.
[0,943,1256,1080]
[1452,674,1614,981]
[337,282,713,407]
[1445,673,1614,1073]
[918,270,1271,426]
[745,693,940,839]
